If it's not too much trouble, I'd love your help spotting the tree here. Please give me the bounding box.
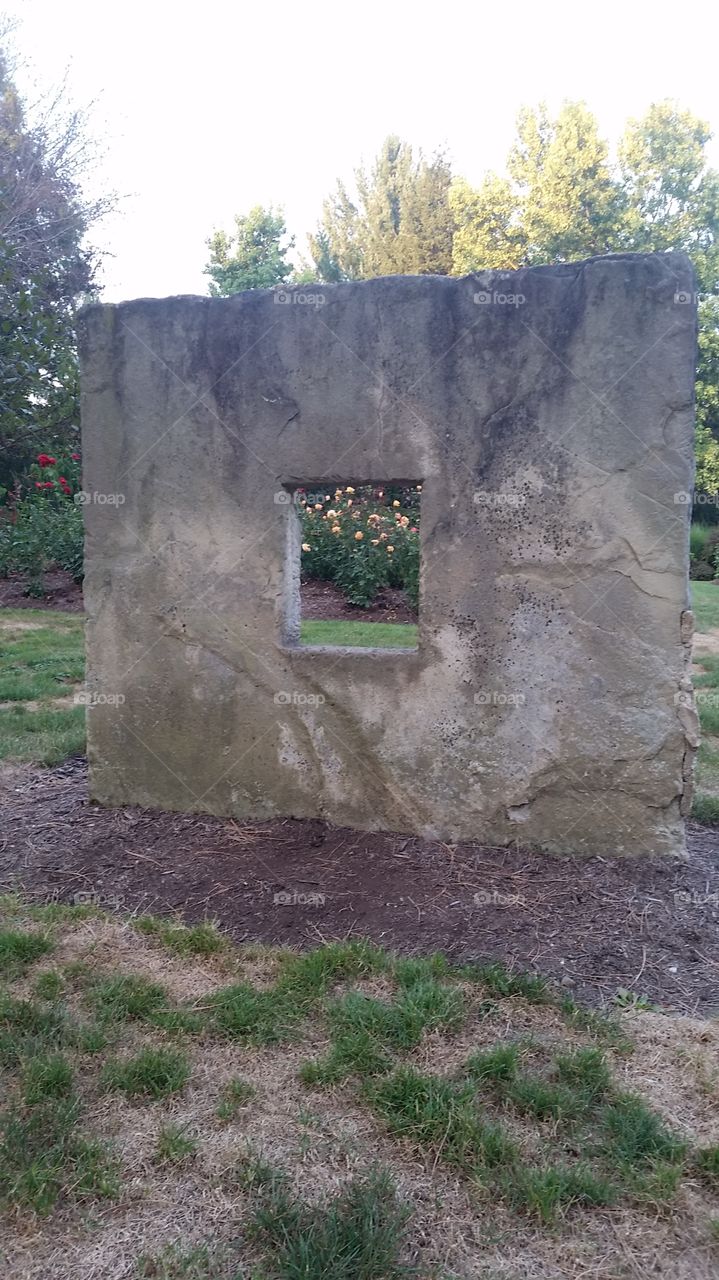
[450,174,525,273]
[309,136,454,281]
[451,102,626,273]
[618,103,719,282]
[204,206,293,295]
[0,35,106,491]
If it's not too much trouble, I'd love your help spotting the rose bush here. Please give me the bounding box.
[299,484,420,608]
[0,451,84,595]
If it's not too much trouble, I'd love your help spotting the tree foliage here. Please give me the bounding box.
[204,206,294,295]
[0,37,105,491]
[308,136,453,281]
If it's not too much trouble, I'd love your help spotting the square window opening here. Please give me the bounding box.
[282,481,422,651]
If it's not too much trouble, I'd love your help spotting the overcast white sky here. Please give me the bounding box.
[5,0,719,301]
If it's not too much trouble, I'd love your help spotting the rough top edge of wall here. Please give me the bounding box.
[78,250,695,317]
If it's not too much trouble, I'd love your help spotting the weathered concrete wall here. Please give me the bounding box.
[78,253,698,856]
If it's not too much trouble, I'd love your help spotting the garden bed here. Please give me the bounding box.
[300,579,417,624]
[0,569,84,612]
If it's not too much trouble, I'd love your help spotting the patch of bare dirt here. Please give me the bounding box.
[1,759,717,1015]
[0,568,84,612]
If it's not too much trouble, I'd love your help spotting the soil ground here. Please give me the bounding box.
[1,757,717,1016]
[0,570,418,624]
[300,578,418,623]
[0,569,84,612]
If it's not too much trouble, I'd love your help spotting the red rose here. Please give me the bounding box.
[71,453,81,461]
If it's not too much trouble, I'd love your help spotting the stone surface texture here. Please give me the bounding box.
[79,253,697,856]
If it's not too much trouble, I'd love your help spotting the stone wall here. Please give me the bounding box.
[78,252,698,856]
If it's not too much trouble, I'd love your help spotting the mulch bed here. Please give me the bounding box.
[0,570,84,613]
[300,579,417,624]
[0,572,416,624]
[1,758,717,1015]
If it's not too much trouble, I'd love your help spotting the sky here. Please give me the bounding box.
[5,0,719,302]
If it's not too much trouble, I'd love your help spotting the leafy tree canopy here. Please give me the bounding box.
[204,205,294,295]
[0,36,105,490]
[308,136,454,281]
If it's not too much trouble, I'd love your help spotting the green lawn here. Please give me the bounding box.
[0,608,85,764]
[300,619,418,649]
[691,580,719,632]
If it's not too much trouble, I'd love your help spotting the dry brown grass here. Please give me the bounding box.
[1,906,718,1280]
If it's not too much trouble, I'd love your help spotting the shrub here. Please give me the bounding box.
[693,559,715,581]
[0,451,83,593]
[299,484,420,608]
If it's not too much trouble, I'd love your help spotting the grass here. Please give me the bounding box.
[0,992,74,1067]
[133,915,227,956]
[247,1165,412,1280]
[369,1067,519,1173]
[366,1048,687,1221]
[136,1168,413,1280]
[0,895,713,1271]
[0,1095,117,1215]
[22,1052,74,1104]
[102,1046,191,1099]
[696,1143,719,1190]
[299,618,418,649]
[692,580,719,632]
[216,1077,256,1121]
[90,973,171,1023]
[156,1123,198,1164]
[0,607,85,763]
[0,926,53,977]
[135,1244,230,1279]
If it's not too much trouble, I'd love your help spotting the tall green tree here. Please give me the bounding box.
[450,102,626,273]
[309,136,454,281]
[0,41,102,490]
[204,206,293,295]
